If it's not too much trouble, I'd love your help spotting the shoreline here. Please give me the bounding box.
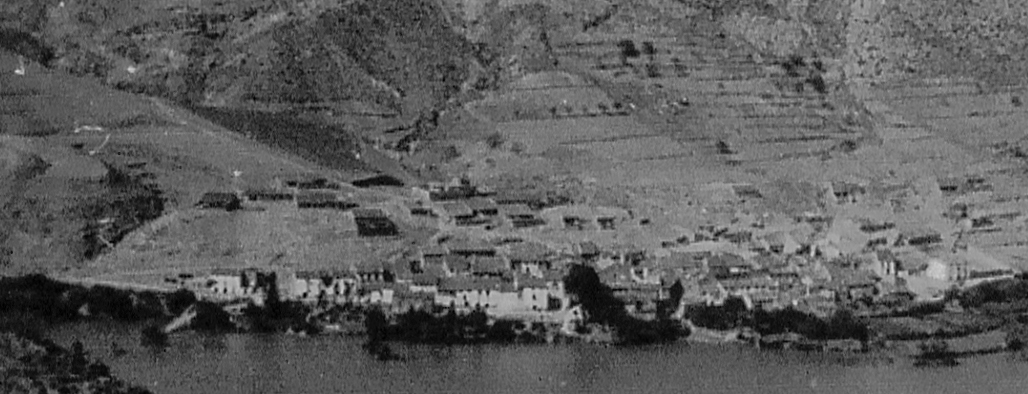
[2,273,1025,360]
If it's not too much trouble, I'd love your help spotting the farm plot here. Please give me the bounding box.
[495,115,656,154]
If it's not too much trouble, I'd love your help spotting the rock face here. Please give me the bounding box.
[1,0,478,117]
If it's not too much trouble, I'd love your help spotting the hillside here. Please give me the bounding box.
[2,0,1028,281]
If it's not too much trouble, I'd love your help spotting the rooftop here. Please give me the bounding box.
[441,201,474,217]
[507,242,552,262]
[465,197,498,212]
[353,208,388,219]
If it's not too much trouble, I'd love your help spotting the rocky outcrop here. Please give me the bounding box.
[0,332,152,394]
[1,0,478,117]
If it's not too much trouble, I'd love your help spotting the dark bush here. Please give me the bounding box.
[485,132,505,149]
[617,40,640,62]
[564,264,684,344]
[958,279,1028,308]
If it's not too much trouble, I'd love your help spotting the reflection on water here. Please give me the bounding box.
[45,321,1028,394]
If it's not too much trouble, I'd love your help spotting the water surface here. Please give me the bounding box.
[46,322,1028,394]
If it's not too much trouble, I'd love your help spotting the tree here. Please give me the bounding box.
[617,40,640,65]
[564,264,624,325]
[641,41,656,59]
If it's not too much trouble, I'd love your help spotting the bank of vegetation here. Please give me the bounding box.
[0,331,152,393]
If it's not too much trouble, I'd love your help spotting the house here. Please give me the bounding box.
[296,191,356,209]
[597,216,617,230]
[197,192,242,211]
[515,275,567,313]
[722,230,752,244]
[287,176,338,190]
[291,270,354,304]
[925,257,968,282]
[359,282,395,305]
[198,268,268,303]
[707,253,752,279]
[421,245,448,266]
[202,268,244,298]
[859,221,896,234]
[831,181,866,203]
[659,251,708,279]
[494,190,544,208]
[762,232,800,255]
[964,269,1017,287]
[391,288,436,313]
[690,279,727,306]
[610,282,663,317]
[435,277,506,311]
[441,201,487,226]
[244,189,293,202]
[938,177,962,194]
[938,176,991,195]
[471,255,509,277]
[563,216,587,230]
[428,183,477,201]
[466,198,499,216]
[503,204,546,228]
[443,254,473,274]
[507,242,553,277]
[896,229,942,247]
[410,269,442,293]
[447,241,497,257]
[409,202,437,217]
[827,265,878,303]
[732,184,763,199]
[353,208,399,237]
[719,275,778,303]
[578,241,601,261]
[353,260,393,285]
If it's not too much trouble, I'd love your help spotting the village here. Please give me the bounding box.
[168,170,1020,332]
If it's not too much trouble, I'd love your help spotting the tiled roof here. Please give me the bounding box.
[472,256,509,275]
[447,241,496,254]
[501,204,536,217]
[421,244,449,257]
[659,252,706,269]
[542,269,565,283]
[507,242,551,262]
[438,277,505,292]
[826,265,878,287]
[578,241,600,256]
[465,197,498,211]
[708,253,750,268]
[441,201,474,217]
[444,255,472,273]
[412,273,440,286]
[295,269,350,279]
[516,275,549,289]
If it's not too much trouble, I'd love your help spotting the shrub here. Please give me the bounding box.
[617,40,640,64]
[485,132,505,149]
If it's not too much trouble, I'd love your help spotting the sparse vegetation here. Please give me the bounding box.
[485,132,506,150]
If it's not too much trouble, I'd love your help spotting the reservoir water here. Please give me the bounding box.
[46,321,1028,394]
